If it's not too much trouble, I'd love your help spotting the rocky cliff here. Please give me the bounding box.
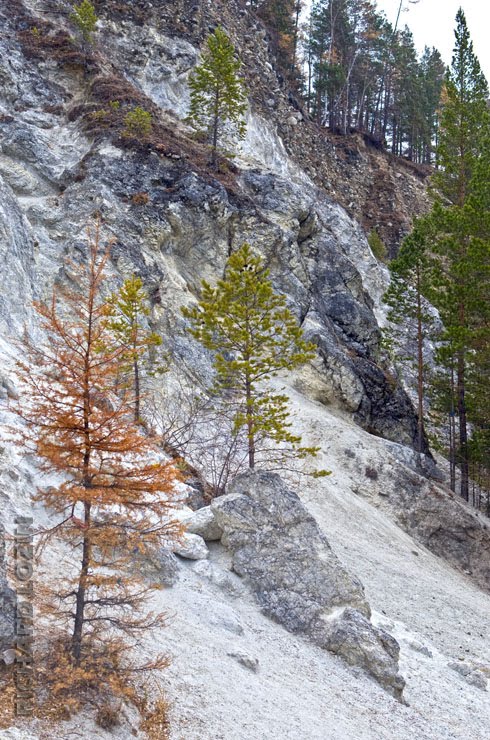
[1,2,490,739]
[0,0,427,446]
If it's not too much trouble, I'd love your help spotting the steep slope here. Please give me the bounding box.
[0,1,489,738]
[0,0,424,446]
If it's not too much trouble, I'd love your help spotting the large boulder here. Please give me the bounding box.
[212,471,405,698]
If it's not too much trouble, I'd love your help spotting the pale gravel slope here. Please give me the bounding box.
[141,388,490,740]
[1,377,489,740]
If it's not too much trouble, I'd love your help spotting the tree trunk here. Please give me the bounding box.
[245,375,255,469]
[457,347,469,501]
[71,501,91,664]
[134,356,140,423]
[211,86,220,168]
[449,364,456,492]
[416,266,425,453]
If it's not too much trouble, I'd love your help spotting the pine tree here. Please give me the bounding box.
[432,9,489,206]
[71,0,98,44]
[423,10,490,501]
[384,220,437,454]
[182,243,324,470]
[187,27,247,168]
[14,222,180,668]
[106,275,163,422]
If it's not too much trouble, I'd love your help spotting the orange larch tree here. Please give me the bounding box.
[14,220,181,669]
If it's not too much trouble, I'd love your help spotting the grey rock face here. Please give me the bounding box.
[212,471,405,697]
[0,0,424,453]
[182,506,223,541]
[153,548,181,586]
[325,608,405,698]
[448,661,487,691]
[388,465,490,592]
[0,524,16,653]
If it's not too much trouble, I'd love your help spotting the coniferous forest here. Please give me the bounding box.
[256,0,446,160]
[252,0,490,510]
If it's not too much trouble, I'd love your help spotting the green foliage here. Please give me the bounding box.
[187,27,247,167]
[383,220,439,452]
[432,9,489,205]
[367,229,387,262]
[122,107,153,140]
[305,0,445,160]
[397,10,490,500]
[71,0,98,44]
[182,243,327,471]
[106,275,163,421]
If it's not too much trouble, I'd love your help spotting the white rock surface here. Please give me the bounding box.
[183,506,223,541]
[173,532,209,561]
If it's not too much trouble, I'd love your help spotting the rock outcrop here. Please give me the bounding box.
[342,439,490,593]
[0,524,15,655]
[212,471,405,697]
[0,0,426,452]
[390,468,490,592]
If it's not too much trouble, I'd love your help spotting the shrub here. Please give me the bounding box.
[131,191,151,206]
[138,693,171,740]
[71,1,98,44]
[368,229,388,262]
[123,107,153,140]
[364,466,379,480]
[96,703,121,729]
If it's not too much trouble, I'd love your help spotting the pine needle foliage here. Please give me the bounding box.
[182,243,327,472]
[13,221,181,668]
[384,220,438,453]
[106,275,163,422]
[122,107,153,141]
[187,27,247,168]
[423,10,490,501]
[368,229,387,262]
[70,0,98,44]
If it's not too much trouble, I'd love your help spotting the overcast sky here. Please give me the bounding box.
[375,0,490,80]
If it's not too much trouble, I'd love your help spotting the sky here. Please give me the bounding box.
[375,0,490,80]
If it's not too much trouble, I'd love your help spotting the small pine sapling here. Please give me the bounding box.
[71,0,98,44]
[187,27,247,168]
[183,242,329,476]
[106,275,164,422]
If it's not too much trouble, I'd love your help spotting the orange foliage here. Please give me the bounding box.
[13,219,182,666]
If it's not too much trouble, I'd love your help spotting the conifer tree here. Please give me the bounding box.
[187,27,247,168]
[71,0,98,44]
[432,9,489,206]
[106,275,163,422]
[423,10,490,501]
[384,220,437,454]
[182,243,323,470]
[14,222,180,669]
